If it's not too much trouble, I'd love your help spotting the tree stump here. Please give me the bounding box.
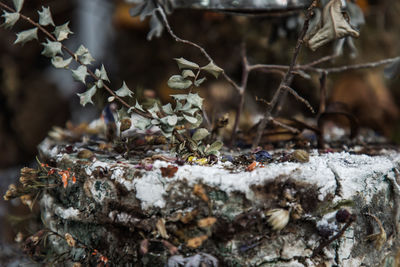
[14,136,400,266]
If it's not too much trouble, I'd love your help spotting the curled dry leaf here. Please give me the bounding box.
[197,217,217,228]
[193,184,209,202]
[160,165,178,178]
[186,235,208,249]
[156,218,169,239]
[306,0,359,51]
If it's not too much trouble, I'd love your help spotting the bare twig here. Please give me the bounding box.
[307,56,400,74]
[312,214,356,257]
[230,42,250,146]
[282,85,315,114]
[252,0,319,149]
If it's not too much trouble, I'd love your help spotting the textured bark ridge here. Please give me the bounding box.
[35,137,400,266]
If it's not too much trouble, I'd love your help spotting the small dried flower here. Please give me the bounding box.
[19,167,38,185]
[290,203,304,220]
[266,208,290,231]
[20,194,34,210]
[4,184,18,200]
[65,233,76,247]
[186,235,208,249]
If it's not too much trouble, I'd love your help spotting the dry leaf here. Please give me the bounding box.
[193,184,209,202]
[186,235,208,249]
[156,218,169,239]
[307,0,359,51]
[197,217,217,228]
[160,165,178,178]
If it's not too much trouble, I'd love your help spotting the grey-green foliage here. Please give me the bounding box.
[1,0,224,157]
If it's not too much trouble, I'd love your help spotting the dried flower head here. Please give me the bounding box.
[266,208,290,231]
[65,233,76,247]
[20,194,34,210]
[19,167,38,185]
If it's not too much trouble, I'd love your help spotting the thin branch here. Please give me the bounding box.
[230,42,250,146]
[282,85,315,114]
[252,0,319,149]
[270,118,301,134]
[307,56,400,74]
[156,7,241,92]
[312,214,356,257]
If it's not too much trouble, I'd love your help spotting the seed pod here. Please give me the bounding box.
[266,208,290,231]
[291,149,309,163]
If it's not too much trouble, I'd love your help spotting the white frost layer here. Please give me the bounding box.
[40,138,400,210]
[108,151,398,210]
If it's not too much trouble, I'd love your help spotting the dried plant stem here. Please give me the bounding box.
[309,56,400,73]
[312,214,356,257]
[252,0,318,149]
[230,43,250,146]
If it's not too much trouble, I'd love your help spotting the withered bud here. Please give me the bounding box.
[65,233,76,247]
[266,208,290,231]
[120,118,132,132]
[4,184,18,200]
[290,203,304,220]
[20,194,34,210]
[20,167,38,185]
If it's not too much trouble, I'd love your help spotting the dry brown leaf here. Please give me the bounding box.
[186,235,208,249]
[197,217,217,228]
[193,184,209,202]
[307,0,359,51]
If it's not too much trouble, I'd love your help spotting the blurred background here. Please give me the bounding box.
[0,0,400,264]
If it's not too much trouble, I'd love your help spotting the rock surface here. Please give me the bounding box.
[23,138,400,266]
